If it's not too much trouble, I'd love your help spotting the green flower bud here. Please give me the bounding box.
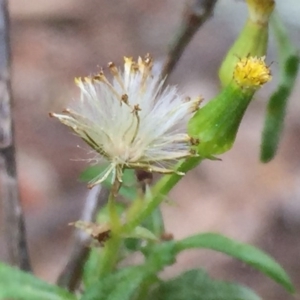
[219,0,275,87]
[189,56,271,158]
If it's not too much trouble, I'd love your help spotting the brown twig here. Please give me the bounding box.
[0,0,31,271]
[161,0,218,79]
[57,184,109,291]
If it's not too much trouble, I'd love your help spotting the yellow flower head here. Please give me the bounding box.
[50,55,201,187]
[246,0,275,25]
[233,56,271,89]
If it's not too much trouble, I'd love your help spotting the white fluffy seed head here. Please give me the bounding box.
[51,54,201,186]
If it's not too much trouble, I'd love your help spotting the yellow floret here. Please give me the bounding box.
[233,56,271,89]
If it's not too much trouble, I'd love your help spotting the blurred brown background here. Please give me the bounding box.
[1,0,300,299]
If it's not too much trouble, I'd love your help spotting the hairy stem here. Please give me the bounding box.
[98,178,122,276]
[125,157,202,233]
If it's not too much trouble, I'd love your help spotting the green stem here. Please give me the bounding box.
[124,157,202,233]
[108,179,121,231]
[150,206,165,237]
[136,275,158,300]
[98,178,122,276]
[98,234,122,277]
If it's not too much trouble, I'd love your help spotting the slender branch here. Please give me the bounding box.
[56,184,109,291]
[161,0,218,79]
[0,0,31,271]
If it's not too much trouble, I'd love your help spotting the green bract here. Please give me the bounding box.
[188,85,253,158]
[219,0,274,87]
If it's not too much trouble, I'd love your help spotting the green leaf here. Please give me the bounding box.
[147,269,261,300]
[79,165,137,200]
[83,239,169,292]
[79,165,108,182]
[123,238,141,252]
[126,226,158,241]
[260,12,300,162]
[81,266,150,300]
[82,226,157,289]
[0,262,76,300]
[144,241,177,271]
[83,243,177,300]
[175,233,294,293]
[83,248,102,289]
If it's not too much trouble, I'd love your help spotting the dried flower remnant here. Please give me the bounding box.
[70,221,111,246]
[50,55,201,187]
[246,0,275,25]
